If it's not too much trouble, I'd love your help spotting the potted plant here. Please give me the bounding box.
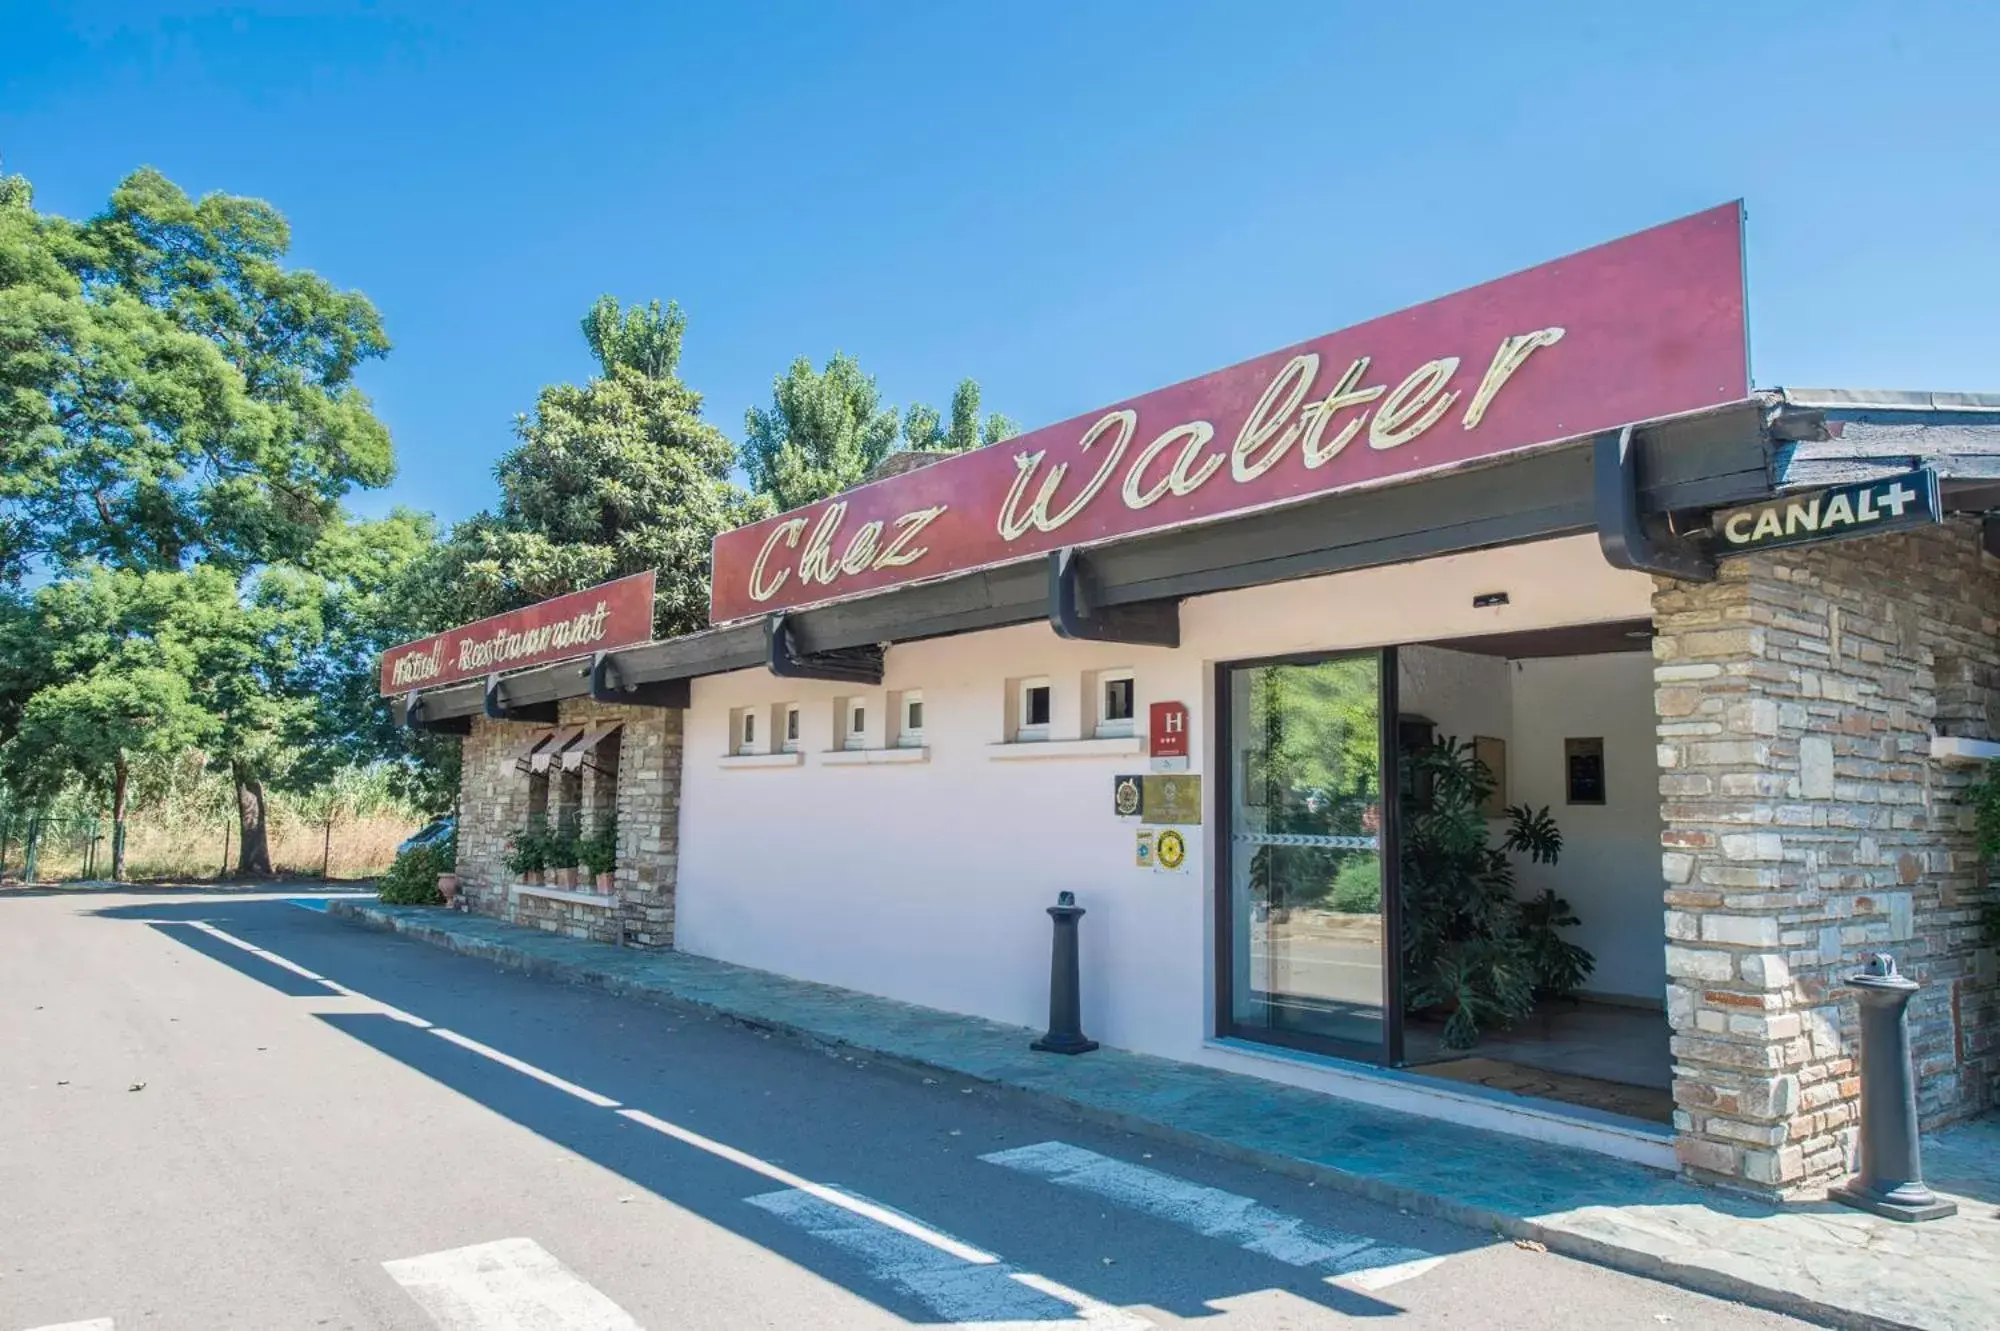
[504,825,547,886]
[435,831,461,907]
[548,819,581,889]
[1399,737,1591,1049]
[581,817,618,893]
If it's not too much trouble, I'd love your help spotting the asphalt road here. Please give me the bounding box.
[1,888,1811,1331]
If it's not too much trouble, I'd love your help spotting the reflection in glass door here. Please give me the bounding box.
[1217,650,1399,1062]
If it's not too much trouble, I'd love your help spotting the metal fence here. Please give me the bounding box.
[0,802,111,883]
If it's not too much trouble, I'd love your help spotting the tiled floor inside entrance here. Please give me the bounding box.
[1406,999,1673,1123]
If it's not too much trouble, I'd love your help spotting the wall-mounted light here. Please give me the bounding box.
[1473,592,1510,608]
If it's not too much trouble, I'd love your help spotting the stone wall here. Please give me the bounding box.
[1654,517,2000,1195]
[454,696,682,948]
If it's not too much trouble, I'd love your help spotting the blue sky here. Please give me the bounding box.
[5,2,1996,528]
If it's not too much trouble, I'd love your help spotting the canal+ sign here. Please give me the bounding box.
[1711,469,1941,558]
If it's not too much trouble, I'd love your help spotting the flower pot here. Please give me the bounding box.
[556,866,577,889]
[595,871,615,893]
[437,873,459,906]
[523,869,543,887]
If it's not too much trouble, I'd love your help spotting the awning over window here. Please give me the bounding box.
[528,727,585,774]
[560,723,624,772]
[506,730,556,773]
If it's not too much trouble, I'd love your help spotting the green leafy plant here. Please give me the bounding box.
[546,815,582,872]
[377,839,450,905]
[1518,888,1595,999]
[1400,737,1592,1048]
[503,825,547,876]
[580,817,618,878]
[1964,758,2000,944]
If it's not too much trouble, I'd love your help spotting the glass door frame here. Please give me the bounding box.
[1209,646,1406,1067]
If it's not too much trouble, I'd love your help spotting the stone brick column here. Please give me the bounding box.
[456,715,538,917]
[1654,518,2000,1196]
[616,706,681,949]
[445,699,682,949]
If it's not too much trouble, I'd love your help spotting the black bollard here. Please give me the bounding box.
[1829,953,1957,1221]
[1031,891,1098,1055]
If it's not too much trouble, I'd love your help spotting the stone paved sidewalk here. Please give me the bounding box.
[325,900,1999,1331]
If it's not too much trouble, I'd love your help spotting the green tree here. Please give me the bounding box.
[743,359,1018,511]
[900,378,1018,456]
[0,167,392,579]
[741,352,902,513]
[409,297,760,638]
[0,567,218,878]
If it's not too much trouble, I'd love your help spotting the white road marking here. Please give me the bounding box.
[188,921,432,1025]
[23,1320,115,1330]
[749,1189,1149,1329]
[617,1108,994,1264]
[430,1028,621,1108]
[982,1141,1440,1290]
[187,919,325,980]
[383,1237,640,1330]
[170,923,1146,1324]
[315,977,432,1027]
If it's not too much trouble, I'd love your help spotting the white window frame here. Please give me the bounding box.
[898,690,925,748]
[1016,676,1052,742]
[844,697,868,751]
[781,703,801,754]
[1096,669,1136,739]
[734,707,760,756]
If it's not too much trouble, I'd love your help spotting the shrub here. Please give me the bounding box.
[1328,856,1383,913]
[377,839,451,905]
[580,817,618,878]
[503,826,547,875]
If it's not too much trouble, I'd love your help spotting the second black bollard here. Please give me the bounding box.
[1829,953,1957,1221]
[1031,891,1098,1055]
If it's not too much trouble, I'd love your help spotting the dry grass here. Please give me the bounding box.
[18,812,421,883]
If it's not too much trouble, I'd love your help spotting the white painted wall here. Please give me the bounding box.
[676,533,1658,1075]
[1510,653,1668,1002]
[1399,645,1511,750]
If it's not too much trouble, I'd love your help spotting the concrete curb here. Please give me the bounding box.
[325,900,1924,1331]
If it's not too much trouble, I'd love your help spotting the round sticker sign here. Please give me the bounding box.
[1155,828,1187,871]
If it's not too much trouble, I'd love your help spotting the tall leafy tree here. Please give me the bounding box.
[900,378,1018,456]
[408,297,762,639]
[0,568,219,878]
[744,357,1018,511]
[741,352,901,513]
[0,165,407,872]
[276,509,454,815]
[0,167,392,578]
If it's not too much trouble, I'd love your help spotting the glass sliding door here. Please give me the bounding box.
[1216,650,1399,1063]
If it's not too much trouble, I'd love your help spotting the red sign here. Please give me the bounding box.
[710,204,1747,624]
[378,571,656,696]
[1151,702,1189,760]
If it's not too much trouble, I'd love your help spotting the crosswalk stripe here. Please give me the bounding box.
[22,1320,115,1330]
[748,1188,1151,1330]
[981,1141,1442,1290]
[383,1237,641,1330]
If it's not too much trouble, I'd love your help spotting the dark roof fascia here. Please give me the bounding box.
[400,398,1778,722]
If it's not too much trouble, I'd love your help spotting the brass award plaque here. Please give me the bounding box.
[1140,774,1202,825]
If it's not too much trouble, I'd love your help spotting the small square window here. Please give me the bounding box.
[1016,676,1052,742]
[735,708,759,756]
[898,690,925,748]
[845,698,868,751]
[782,703,800,753]
[1098,670,1135,738]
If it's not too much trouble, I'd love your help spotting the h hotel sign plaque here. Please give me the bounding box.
[1150,700,1190,773]
[378,571,656,696]
[708,204,1749,624]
